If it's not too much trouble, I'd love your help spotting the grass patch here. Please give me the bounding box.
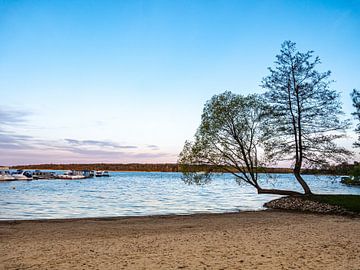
[305,195,360,213]
[340,177,360,186]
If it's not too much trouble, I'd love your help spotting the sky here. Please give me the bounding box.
[0,0,359,165]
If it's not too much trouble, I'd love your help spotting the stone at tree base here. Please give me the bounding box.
[264,196,358,216]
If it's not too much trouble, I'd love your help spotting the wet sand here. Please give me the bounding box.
[0,211,359,269]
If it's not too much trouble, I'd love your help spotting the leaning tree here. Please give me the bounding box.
[179,91,303,195]
[262,41,350,194]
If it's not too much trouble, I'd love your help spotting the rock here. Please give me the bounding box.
[264,196,357,216]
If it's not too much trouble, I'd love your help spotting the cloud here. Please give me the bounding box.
[0,142,27,150]
[0,108,175,165]
[130,152,170,159]
[64,139,137,149]
[0,132,35,150]
[0,108,29,125]
[0,147,177,166]
[147,144,160,150]
[57,147,170,159]
[0,133,32,144]
[0,136,174,165]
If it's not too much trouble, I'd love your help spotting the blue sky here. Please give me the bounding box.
[0,0,359,165]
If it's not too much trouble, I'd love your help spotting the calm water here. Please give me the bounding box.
[1,172,359,220]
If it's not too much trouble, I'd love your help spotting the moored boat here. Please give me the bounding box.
[0,169,15,181]
[56,170,86,180]
[82,170,95,178]
[32,170,56,180]
[95,171,110,177]
[11,170,33,181]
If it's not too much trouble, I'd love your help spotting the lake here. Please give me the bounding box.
[1,172,359,220]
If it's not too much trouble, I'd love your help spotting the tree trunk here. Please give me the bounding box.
[294,168,312,195]
[257,187,303,196]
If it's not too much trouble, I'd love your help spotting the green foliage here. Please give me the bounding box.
[181,171,212,186]
[340,177,360,186]
[349,165,360,178]
[179,91,267,187]
[341,165,360,185]
[306,195,360,213]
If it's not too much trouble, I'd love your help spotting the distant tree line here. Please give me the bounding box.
[11,162,359,175]
[12,163,180,172]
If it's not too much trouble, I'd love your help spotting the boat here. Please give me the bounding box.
[11,170,33,181]
[82,170,95,178]
[95,171,110,177]
[0,170,15,181]
[56,170,86,180]
[32,170,56,180]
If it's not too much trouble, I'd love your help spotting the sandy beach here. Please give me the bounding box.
[0,211,359,270]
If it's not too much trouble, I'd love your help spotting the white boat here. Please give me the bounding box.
[95,171,110,177]
[56,170,86,180]
[32,170,55,179]
[0,170,15,181]
[11,170,33,180]
[82,170,95,178]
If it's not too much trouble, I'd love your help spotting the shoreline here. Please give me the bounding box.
[1,207,358,224]
[1,210,359,269]
[0,209,269,224]
[2,194,359,223]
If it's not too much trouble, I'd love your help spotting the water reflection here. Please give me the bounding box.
[0,172,359,220]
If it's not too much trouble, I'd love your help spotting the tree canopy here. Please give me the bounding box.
[261,41,350,194]
[179,91,302,195]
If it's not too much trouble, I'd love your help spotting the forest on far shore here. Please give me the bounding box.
[10,162,359,176]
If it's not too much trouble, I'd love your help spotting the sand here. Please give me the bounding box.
[0,211,359,270]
